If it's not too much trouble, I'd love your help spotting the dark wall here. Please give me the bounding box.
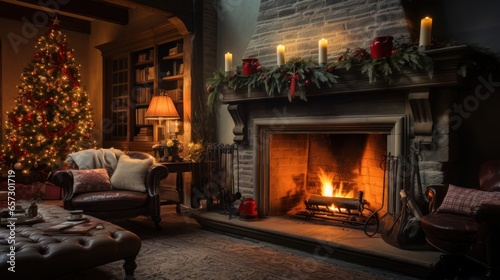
[402,0,500,52]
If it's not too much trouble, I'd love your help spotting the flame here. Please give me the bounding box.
[318,168,354,199]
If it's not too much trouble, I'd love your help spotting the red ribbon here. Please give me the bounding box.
[290,73,299,99]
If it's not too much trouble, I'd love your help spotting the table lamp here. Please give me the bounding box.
[145,94,180,141]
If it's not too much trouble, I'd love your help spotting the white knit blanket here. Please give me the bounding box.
[66,148,124,176]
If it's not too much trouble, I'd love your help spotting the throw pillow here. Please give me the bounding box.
[437,184,500,215]
[71,169,112,194]
[110,155,154,192]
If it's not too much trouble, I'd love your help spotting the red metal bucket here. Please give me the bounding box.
[238,198,258,220]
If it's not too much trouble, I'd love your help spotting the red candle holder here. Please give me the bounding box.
[370,36,394,59]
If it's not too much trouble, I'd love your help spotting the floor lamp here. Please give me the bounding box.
[145,94,180,144]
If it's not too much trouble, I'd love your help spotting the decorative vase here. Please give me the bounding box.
[242,58,260,75]
[166,146,181,162]
[370,36,393,59]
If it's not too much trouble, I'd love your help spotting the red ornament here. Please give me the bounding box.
[305,80,311,87]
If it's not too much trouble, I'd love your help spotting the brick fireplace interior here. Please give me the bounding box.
[268,133,387,219]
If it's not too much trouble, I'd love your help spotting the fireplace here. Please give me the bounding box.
[219,47,469,228]
[255,115,407,222]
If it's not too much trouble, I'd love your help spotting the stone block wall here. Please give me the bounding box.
[243,0,410,67]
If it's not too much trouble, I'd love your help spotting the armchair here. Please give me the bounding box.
[420,160,500,276]
[52,149,168,230]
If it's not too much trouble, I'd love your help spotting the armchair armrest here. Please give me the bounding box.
[472,202,500,224]
[425,184,449,213]
[51,170,76,209]
[145,163,169,197]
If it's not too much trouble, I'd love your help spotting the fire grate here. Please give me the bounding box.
[296,191,380,236]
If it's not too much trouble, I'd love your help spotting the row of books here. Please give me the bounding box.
[134,87,153,105]
[135,108,155,125]
[136,66,155,83]
[137,49,154,63]
[134,126,153,142]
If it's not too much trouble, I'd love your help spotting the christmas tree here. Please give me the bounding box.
[0,17,95,177]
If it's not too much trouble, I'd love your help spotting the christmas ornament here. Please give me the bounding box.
[40,76,47,83]
[13,162,24,170]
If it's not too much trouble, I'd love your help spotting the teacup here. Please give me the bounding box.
[69,210,83,220]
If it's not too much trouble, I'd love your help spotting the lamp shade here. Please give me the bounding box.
[145,95,180,120]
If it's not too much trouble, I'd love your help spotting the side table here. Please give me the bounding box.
[158,161,197,213]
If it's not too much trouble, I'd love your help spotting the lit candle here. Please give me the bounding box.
[277,45,285,66]
[419,17,432,47]
[318,38,328,65]
[224,52,233,72]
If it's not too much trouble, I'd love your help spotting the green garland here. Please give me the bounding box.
[206,58,338,110]
[205,41,443,111]
[335,43,434,84]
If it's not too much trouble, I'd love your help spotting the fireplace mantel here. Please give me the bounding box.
[221,45,470,144]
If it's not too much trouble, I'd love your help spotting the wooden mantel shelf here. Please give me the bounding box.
[221,45,470,104]
[221,45,473,144]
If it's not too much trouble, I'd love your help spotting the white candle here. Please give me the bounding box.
[277,45,285,66]
[224,52,233,71]
[419,17,433,47]
[318,38,328,65]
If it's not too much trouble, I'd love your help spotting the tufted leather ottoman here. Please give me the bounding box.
[0,204,141,279]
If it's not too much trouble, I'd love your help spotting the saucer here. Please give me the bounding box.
[66,216,89,221]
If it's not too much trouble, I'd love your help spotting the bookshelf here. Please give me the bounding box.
[97,24,190,152]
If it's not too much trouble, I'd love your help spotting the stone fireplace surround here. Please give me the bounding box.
[224,46,467,216]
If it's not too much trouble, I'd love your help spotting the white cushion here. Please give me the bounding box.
[110,155,153,192]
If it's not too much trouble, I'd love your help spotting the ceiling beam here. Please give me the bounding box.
[0,2,91,34]
[17,0,128,25]
[101,0,193,33]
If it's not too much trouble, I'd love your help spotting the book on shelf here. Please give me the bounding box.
[135,66,155,83]
[137,52,148,62]
[134,126,153,141]
[135,108,155,125]
[133,135,154,142]
[135,87,152,104]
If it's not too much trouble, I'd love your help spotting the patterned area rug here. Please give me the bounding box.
[57,205,417,280]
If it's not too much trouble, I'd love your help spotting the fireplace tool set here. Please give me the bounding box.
[203,143,241,219]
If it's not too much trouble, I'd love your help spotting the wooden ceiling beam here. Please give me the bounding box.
[17,0,128,25]
[101,0,193,33]
[0,2,91,34]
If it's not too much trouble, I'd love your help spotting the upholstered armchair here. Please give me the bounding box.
[52,149,168,230]
[420,160,500,277]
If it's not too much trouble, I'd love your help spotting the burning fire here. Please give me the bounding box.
[318,168,354,210]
